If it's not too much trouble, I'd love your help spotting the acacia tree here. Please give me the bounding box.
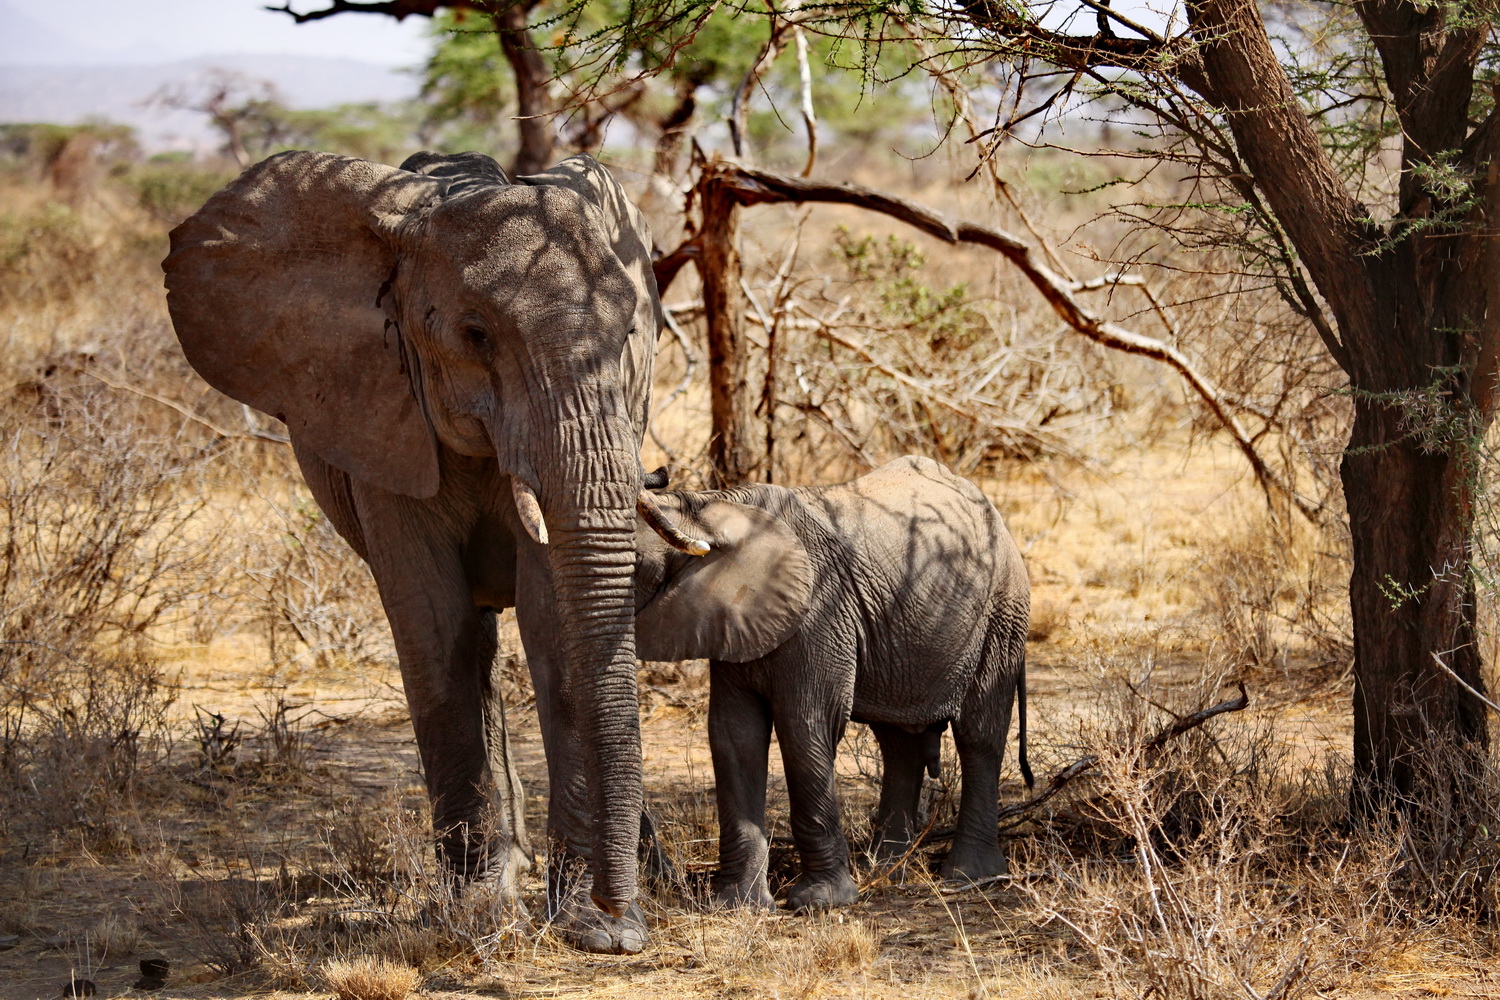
[275,0,770,177]
[904,0,1499,813]
[273,1,562,172]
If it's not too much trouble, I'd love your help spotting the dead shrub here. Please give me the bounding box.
[155,849,306,977]
[241,490,392,681]
[1196,507,1351,677]
[1006,672,1474,1000]
[0,371,231,851]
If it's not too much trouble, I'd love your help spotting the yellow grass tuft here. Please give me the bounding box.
[320,954,422,1000]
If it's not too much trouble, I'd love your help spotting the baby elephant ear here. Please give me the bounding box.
[637,499,813,663]
[163,150,443,498]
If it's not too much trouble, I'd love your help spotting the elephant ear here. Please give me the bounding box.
[637,499,813,663]
[520,154,660,436]
[163,150,444,498]
[399,150,511,195]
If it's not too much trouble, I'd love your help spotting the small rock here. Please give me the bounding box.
[138,958,169,979]
[40,934,67,950]
[0,932,19,950]
[61,980,95,998]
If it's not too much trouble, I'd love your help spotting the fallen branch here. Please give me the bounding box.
[925,682,1251,842]
[701,158,1319,523]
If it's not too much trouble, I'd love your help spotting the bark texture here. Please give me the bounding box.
[495,4,556,177]
[697,163,767,488]
[1178,0,1494,809]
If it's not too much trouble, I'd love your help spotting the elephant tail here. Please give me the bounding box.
[1017,655,1034,789]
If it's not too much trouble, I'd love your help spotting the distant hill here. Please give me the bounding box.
[0,54,420,151]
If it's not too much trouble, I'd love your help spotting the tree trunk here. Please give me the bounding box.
[494,5,555,176]
[1343,391,1491,815]
[699,165,766,488]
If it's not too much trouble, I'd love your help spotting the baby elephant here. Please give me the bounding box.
[635,455,1031,910]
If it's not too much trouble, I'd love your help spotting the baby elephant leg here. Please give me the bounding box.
[777,712,860,911]
[944,623,1022,882]
[944,730,1008,881]
[869,722,942,867]
[708,679,776,909]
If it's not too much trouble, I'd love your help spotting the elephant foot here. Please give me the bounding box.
[784,871,859,911]
[710,877,776,910]
[550,899,649,954]
[941,844,1008,883]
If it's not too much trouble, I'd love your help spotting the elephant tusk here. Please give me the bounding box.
[637,490,710,556]
[512,477,548,546]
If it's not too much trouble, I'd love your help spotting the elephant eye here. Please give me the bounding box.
[463,325,490,348]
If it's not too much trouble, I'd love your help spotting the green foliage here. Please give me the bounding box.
[421,11,515,144]
[418,3,926,163]
[127,160,237,225]
[0,122,139,178]
[835,228,988,353]
[245,102,426,164]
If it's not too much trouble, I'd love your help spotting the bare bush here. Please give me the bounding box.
[240,490,392,680]
[1195,508,1352,678]
[0,370,228,851]
[1008,672,1490,1000]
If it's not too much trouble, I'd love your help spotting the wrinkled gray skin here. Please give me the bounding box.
[634,456,1032,910]
[162,150,660,953]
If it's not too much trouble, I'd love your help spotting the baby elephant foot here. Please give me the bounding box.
[784,871,860,911]
[941,844,1009,883]
[711,878,776,910]
[551,899,649,955]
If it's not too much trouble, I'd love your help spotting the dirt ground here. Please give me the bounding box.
[1,436,1496,1000]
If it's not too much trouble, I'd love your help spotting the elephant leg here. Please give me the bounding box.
[868,723,938,868]
[480,637,533,876]
[358,528,514,887]
[943,618,1021,882]
[514,549,647,955]
[707,674,775,909]
[776,705,859,911]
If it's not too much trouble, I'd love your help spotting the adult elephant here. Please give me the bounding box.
[162,149,702,954]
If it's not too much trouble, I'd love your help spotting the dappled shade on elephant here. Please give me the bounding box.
[634,455,1033,910]
[161,147,685,954]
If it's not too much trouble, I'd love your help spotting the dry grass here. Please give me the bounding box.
[320,954,422,1000]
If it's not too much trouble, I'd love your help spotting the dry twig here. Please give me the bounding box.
[926,683,1251,842]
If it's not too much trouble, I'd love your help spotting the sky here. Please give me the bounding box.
[6,0,431,67]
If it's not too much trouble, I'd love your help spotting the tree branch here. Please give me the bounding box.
[706,159,1321,520]
[265,0,453,22]
[1182,0,1379,367]
[653,238,701,295]
[84,371,290,445]
[953,0,1217,100]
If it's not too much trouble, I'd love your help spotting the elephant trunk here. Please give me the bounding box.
[535,414,643,918]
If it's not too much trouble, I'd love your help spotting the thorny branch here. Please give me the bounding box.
[265,0,452,22]
[84,370,290,445]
